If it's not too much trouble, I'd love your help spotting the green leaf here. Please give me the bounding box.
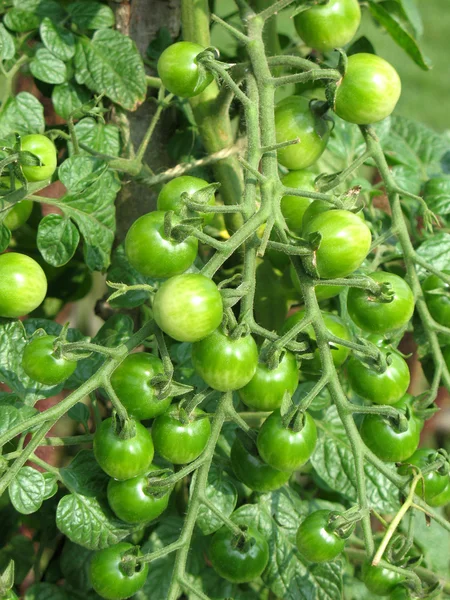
[9,466,45,514]
[69,117,121,157]
[37,214,80,267]
[24,582,70,600]
[196,464,237,535]
[398,0,423,36]
[60,541,94,592]
[58,155,108,193]
[67,402,90,424]
[0,224,11,253]
[424,176,450,216]
[30,47,67,84]
[412,509,450,577]
[391,165,422,196]
[42,472,58,500]
[51,82,91,121]
[347,36,375,57]
[0,92,44,139]
[367,0,431,70]
[0,535,34,585]
[56,493,134,550]
[40,17,75,61]
[107,245,156,309]
[416,233,450,277]
[4,9,39,32]
[311,406,400,513]
[68,1,115,30]
[0,404,37,438]
[74,29,146,111]
[60,450,109,497]
[0,24,15,60]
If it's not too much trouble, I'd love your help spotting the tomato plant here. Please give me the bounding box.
[0,2,448,600]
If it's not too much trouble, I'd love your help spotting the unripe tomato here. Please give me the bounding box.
[125,211,198,279]
[257,409,317,472]
[296,510,346,562]
[238,350,299,411]
[423,270,450,327]
[334,53,401,124]
[427,479,450,507]
[153,273,223,342]
[90,543,148,600]
[0,178,32,231]
[192,329,258,391]
[209,524,269,584]
[0,252,47,318]
[362,561,405,596]
[280,170,315,233]
[360,395,421,462]
[107,465,171,524]
[157,42,214,98]
[302,208,372,279]
[294,0,361,52]
[20,134,57,182]
[398,448,448,502]
[93,418,154,481]
[275,96,330,170]
[230,434,291,492]
[22,334,77,386]
[110,353,172,420]
[152,406,211,464]
[346,349,410,405]
[347,272,414,334]
[281,309,351,372]
[157,175,215,224]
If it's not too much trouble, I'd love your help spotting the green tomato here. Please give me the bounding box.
[0,252,47,318]
[302,208,372,279]
[296,510,346,562]
[20,134,57,182]
[294,0,361,52]
[152,405,211,464]
[230,433,291,492]
[90,543,148,600]
[153,273,223,342]
[238,350,299,411]
[22,334,77,386]
[107,465,170,524]
[157,42,214,98]
[192,329,258,391]
[0,176,32,232]
[346,349,410,405]
[125,211,198,278]
[280,170,316,233]
[362,561,405,597]
[360,395,421,462]
[427,479,450,507]
[347,272,415,334]
[423,270,450,328]
[257,409,317,472]
[209,524,269,584]
[281,309,351,372]
[398,448,448,502]
[334,53,401,124]
[110,352,172,420]
[156,175,215,224]
[93,418,154,481]
[290,264,344,302]
[275,96,330,170]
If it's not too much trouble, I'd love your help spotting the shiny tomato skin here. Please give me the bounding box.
[398,448,448,502]
[346,349,410,405]
[125,211,198,278]
[1,178,33,231]
[290,264,344,302]
[238,350,299,411]
[347,272,415,334]
[280,170,316,233]
[151,406,211,464]
[153,273,223,342]
[192,329,258,391]
[281,309,351,372]
[22,334,77,386]
[362,561,405,597]
[296,510,346,562]
[427,479,450,507]
[334,53,401,124]
[294,0,361,52]
[110,352,172,420]
[302,208,372,279]
[360,395,420,462]
[157,42,214,98]
[20,134,57,182]
[93,418,154,481]
[107,465,170,524]
[230,434,291,492]
[423,270,450,327]
[209,524,269,584]
[90,543,148,600]
[275,96,330,170]
[257,409,317,472]
[0,252,47,318]
[156,175,215,224]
